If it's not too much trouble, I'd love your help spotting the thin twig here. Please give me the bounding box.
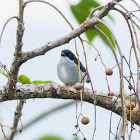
[92,26,120,71]
[0,124,8,140]
[0,16,18,44]
[23,0,74,30]
[112,63,121,70]
[112,1,140,22]
[132,20,140,30]
[88,6,104,19]
[96,18,127,139]
[114,8,140,106]
[131,0,140,10]
[82,39,106,69]
[113,8,137,94]
[115,117,122,139]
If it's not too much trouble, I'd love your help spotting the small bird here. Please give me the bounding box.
[57,49,90,86]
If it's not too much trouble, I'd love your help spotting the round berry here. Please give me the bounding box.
[81,117,90,125]
[105,68,113,76]
[108,92,114,96]
[74,83,83,90]
[126,102,135,110]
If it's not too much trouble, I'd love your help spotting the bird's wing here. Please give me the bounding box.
[73,59,90,83]
[74,59,86,72]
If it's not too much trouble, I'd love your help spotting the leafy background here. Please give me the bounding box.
[70,0,115,47]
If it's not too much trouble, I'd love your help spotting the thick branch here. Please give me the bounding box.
[6,0,25,93]
[0,83,139,125]
[22,18,98,62]
[22,1,121,63]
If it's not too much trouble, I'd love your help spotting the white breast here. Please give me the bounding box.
[57,56,87,85]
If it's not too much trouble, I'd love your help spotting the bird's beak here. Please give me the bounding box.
[61,52,66,56]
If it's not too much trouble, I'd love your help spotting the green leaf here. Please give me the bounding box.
[96,23,115,47]
[73,137,80,140]
[70,0,115,48]
[0,71,55,84]
[37,135,63,140]
[31,80,55,84]
[0,69,9,78]
[18,75,31,84]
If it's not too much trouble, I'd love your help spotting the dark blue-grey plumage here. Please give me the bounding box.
[61,49,86,72]
[57,49,89,85]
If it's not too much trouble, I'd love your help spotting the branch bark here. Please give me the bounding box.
[0,83,139,125]
[21,1,121,63]
[6,0,24,95]
[9,100,24,140]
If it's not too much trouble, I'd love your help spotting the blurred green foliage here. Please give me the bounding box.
[19,74,31,84]
[37,135,63,140]
[70,0,115,48]
[32,80,55,84]
[0,71,55,84]
[18,75,55,84]
[37,135,79,140]
[73,137,79,140]
[0,69,9,78]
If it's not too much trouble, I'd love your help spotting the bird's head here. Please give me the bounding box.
[61,49,77,62]
[58,49,90,84]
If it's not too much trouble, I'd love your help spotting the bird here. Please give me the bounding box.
[57,49,90,86]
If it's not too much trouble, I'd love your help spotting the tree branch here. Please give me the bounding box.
[6,0,25,94]
[0,83,139,125]
[9,100,24,140]
[21,1,121,63]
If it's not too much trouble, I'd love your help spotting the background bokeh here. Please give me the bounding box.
[0,0,140,139]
